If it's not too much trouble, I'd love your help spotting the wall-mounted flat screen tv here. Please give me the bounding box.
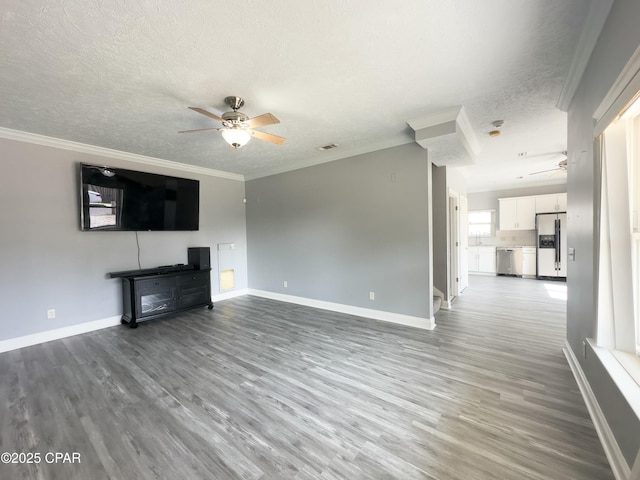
[80,163,199,231]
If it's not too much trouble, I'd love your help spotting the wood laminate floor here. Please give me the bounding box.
[0,275,613,479]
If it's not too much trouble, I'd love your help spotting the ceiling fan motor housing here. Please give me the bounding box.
[224,96,245,111]
[221,96,249,127]
[222,111,249,125]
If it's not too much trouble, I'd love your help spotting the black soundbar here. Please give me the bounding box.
[109,264,194,279]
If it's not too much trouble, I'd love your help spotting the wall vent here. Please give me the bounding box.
[317,143,339,151]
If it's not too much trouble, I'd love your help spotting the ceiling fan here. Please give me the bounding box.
[179,96,286,149]
[528,152,568,177]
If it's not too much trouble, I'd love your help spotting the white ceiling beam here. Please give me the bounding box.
[407,106,480,167]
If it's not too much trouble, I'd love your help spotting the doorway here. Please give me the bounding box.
[449,191,459,302]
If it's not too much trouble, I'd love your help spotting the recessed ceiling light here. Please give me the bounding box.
[318,143,339,151]
[492,120,504,128]
[489,130,501,137]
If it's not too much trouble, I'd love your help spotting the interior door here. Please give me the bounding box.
[459,195,469,292]
[449,194,459,299]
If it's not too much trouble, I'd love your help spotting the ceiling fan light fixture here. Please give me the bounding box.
[221,127,251,149]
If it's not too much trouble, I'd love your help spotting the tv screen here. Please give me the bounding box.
[80,163,199,231]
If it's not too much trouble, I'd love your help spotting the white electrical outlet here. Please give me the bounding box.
[369,291,375,300]
[47,309,56,319]
[284,280,288,288]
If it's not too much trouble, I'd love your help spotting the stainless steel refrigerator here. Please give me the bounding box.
[536,212,567,280]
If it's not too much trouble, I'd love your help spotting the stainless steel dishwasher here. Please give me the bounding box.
[496,247,523,276]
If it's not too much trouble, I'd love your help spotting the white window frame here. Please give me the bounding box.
[468,209,496,238]
[596,93,640,382]
[592,46,640,480]
[620,101,640,357]
[629,112,640,356]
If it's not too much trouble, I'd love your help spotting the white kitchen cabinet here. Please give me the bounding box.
[468,246,496,274]
[478,247,497,273]
[499,198,517,230]
[499,197,536,230]
[535,193,567,213]
[468,247,479,272]
[522,247,537,277]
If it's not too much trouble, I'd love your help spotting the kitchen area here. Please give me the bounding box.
[467,192,567,281]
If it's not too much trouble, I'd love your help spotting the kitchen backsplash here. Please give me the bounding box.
[469,229,536,247]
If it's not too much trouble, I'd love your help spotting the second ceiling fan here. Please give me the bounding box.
[180,96,286,149]
[528,151,568,177]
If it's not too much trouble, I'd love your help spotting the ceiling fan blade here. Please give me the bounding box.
[250,129,286,145]
[246,113,280,128]
[188,107,224,122]
[178,127,221,134]
[529,168,561,176]
[551,169,567,177]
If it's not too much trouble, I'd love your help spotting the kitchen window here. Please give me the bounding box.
[468,209,495,237]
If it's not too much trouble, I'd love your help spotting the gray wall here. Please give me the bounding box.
[0,137,248,341]
[566,0,640,467]
[246,143,433,320]
[467,184,566,212]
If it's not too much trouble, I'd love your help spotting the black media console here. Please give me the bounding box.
[109,265,213,328]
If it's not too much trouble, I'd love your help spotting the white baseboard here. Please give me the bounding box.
[247,289,436,330]
[213,288,249,302]
[0,316,122,354]
[563,339,630,480]
[0,292,246,353]
[0,289,435,354]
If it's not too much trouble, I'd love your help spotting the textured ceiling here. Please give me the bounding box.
[0,0,592,192]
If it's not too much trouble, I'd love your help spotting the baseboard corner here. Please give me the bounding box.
[563,339,630,480]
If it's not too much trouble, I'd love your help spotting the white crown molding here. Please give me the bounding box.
[455,106,481,157]
[563,340,630,480]
[0,127,245,182]
[243,137,413,181]
[594,43,640,136]
[407,106,462,131]
[557,0,614,112]
[247,289,436,330]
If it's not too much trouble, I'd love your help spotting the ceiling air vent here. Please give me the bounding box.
[317,143,339,151]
